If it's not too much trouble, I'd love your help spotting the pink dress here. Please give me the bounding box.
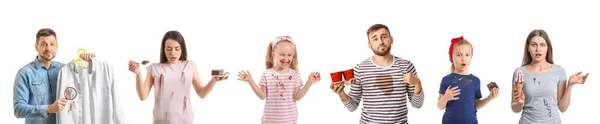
[259,68,303,124]
[147,60,196,124]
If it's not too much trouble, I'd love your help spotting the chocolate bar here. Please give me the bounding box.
[487,82,499,91]
[141,60,150,65]
[211,69,224,76]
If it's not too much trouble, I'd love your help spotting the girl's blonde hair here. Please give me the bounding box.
[265,36,299,73]
[449,39,472,73]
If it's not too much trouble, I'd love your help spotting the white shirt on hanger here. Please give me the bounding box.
[56,58,128,124]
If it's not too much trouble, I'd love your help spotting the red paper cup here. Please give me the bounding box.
[330,71,343,83]
[343,69,354,81]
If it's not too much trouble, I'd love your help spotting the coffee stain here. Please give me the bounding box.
[181,72,185,83]
[65,89,71,99]
[543,98,552,117]
[68,102,72,115]
[183,96,187,112]
[451,76,473,87]
[375,75,394,95]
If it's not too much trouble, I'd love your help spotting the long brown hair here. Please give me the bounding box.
[160,31,188,63]
[449,39,472,73]
[265,40,299,72]
[522,29,554,66]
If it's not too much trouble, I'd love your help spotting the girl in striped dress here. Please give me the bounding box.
[237,36,321,124]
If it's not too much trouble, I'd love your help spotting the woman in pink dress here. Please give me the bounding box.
[128,31,229,124]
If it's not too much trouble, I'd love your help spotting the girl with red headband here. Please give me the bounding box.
[437,36,499,124]
[237,36,321,124]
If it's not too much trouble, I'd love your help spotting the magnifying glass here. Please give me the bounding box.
[64,87,78,100]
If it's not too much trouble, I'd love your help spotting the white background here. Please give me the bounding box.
[1,0,598,123]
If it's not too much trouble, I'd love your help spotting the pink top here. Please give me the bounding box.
[259,68,303,124]
[147,60,196,124]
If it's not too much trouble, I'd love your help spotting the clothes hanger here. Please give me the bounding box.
[75,48,91,71]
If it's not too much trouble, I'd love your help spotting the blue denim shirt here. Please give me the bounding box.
[13,56,65,124]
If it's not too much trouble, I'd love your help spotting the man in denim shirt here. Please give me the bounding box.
[13,28,95,124]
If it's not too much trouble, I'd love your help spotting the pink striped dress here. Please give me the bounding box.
[259,68,303,124]
[147,60,196,124]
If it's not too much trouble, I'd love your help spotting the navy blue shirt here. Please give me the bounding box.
[439,73,482,124]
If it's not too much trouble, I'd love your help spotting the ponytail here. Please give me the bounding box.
[449,63,455,73]
[265,42,275,69]
[291,51,299,73]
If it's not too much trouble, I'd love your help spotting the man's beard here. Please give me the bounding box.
[40,54,55,61]
[372,45,391,56]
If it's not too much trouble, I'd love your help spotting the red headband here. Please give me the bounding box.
[448,36,471,62]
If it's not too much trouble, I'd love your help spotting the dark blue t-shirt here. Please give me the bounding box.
[439,73,482,124]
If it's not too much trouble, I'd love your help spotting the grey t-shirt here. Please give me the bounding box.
[512,64,567,124]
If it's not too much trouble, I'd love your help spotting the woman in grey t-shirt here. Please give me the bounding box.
[510,29,589,124]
